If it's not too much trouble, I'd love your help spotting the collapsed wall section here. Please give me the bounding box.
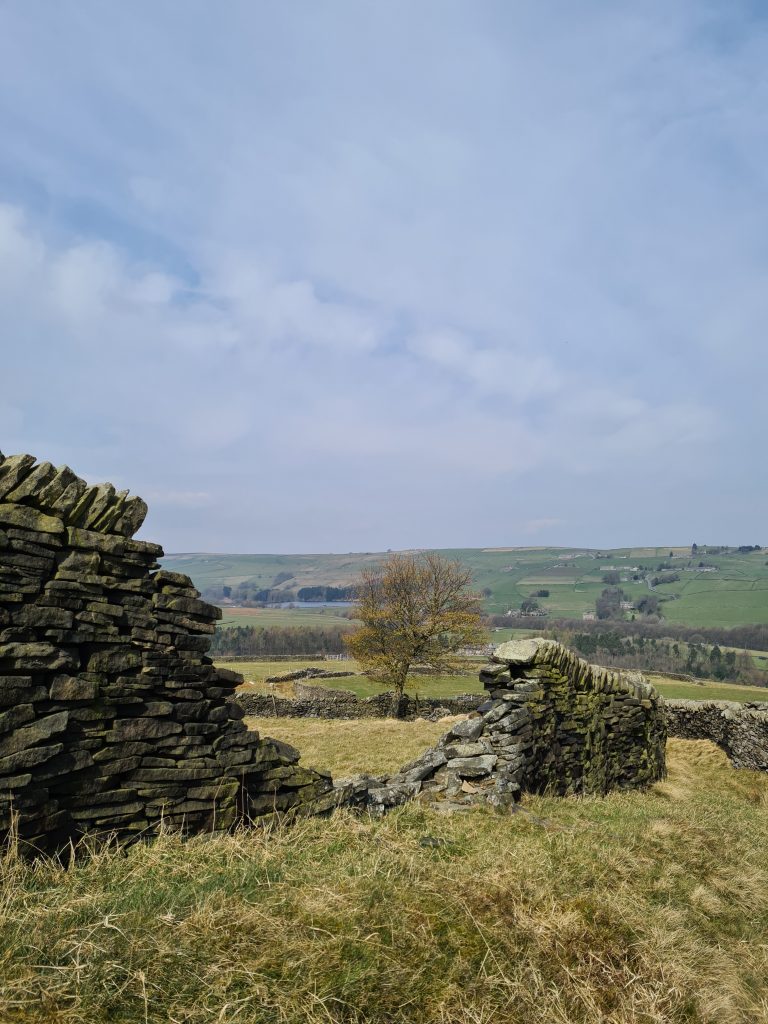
[353,638,667,813]
[0,452,334,852]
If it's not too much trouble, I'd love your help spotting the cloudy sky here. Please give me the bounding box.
[1,1,766,552]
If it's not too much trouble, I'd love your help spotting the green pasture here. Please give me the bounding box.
[218,606,355,629]
[660,579,768,627]
[648,676,767,703]
[748,648,768,669]
[487,626,541,643]
[223,658,483,698]
[222,658,766,704]
[161,550,385,593]
[224,659,356,683]
[165,546,768,631]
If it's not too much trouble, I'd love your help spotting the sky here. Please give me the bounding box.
[0,1,766,553]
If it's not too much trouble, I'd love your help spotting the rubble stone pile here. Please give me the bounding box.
[352,638,667,813]
[0,452,334,853]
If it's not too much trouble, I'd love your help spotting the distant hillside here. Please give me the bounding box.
[161,546,768,630]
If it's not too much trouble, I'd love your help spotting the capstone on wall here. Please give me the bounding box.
[0,453,335,853]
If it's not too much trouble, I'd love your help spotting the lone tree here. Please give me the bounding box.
[345,552,485,716]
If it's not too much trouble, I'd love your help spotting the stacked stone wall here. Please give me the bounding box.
[236,685,483,720]
[0,450,682,849]
[350,638,667,813]
[0,453,335,853]
[665,699,768,771]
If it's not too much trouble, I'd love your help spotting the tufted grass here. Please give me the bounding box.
[0,738,767,1023]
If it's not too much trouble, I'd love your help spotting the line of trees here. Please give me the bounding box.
[691,543,762,555]
[210,624,353,657]
[562,630,763,685]
[202,583,357,606]
[488,614,768,653]
[295,586,357,602]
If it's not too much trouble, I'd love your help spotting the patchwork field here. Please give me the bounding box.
[164,545,768,630]
[2,736,767,1023]
[218,606,354,629]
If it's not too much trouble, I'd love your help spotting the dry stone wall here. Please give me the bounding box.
[665,699,768,771]
[236,684,483,720]
[0,449,677,849]
[349,638,667,813]
[0,452,335,853]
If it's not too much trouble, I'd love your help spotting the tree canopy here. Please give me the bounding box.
[345,552,484,715]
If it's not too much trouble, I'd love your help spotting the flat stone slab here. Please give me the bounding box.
[492,638,543,666]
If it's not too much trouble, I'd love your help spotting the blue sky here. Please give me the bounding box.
[0,1,765,552]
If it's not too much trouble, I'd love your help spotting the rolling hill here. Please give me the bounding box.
[161,546,768,629]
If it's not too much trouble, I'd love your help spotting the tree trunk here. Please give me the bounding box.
[390,676,406,718]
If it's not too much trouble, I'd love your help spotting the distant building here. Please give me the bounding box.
[582,611,597,621]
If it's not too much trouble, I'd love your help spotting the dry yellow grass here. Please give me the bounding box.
[0,738,766,1023]
[248,715,449,776]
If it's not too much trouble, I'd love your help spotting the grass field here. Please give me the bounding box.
[224,659,768,705]
[661,579,768,627]
[1,736,767,1023]
[232,662,485,700]
[161,551,387,594]
[488,626,542,643]
[218,606,355,629]
[248,715,448,776]
[647,676,768,703]
[228,659,353,680]
[164,546,768,630]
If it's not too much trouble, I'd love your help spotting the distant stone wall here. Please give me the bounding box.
[346,639,667,813]
[0,453,336,853]
[665,700,768,771]
[264,668,359,684]
[236,684,484,721]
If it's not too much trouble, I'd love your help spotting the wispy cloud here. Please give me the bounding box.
[0,1,765,550]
